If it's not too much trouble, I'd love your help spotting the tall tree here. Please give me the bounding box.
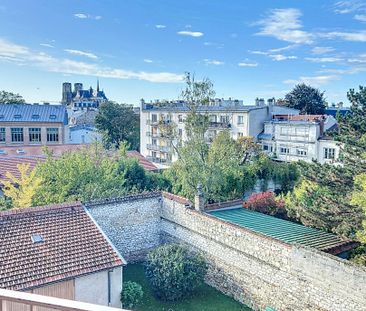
[284,83,326,114]
[0,90,25,104]
[95,101,140,150]
[2,163,43,208]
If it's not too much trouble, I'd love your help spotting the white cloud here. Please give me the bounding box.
[305,57,343,62]
[320,30,366,41]
[284,75,340,86]
[155,24,166,29]
[64,49,98,60]
[333,1,366,14]
[347,53,366,63]
[0,38,183,83]
[143,58,153,63]
[238,62,258,67]
[203,59,224,65]
[248,50,268,55]
[269,54,297,61]
[311,46,335,54]
[74,13,101,20]
[255,8,313,44]
[177,30,204,37]
[354,14,366,21]
[40,43,54,48]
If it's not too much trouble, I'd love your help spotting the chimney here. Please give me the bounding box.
[194,184,205,212]
[338,102,343,108]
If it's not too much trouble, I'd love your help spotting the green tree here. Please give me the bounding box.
[0,90,25,104]
[351,173,366,243]
[284,83,326,114]
[95,101,140,150]
[121,281,143,309]
[145,244,207,301]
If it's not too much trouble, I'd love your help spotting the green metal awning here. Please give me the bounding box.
[208,207,358,255]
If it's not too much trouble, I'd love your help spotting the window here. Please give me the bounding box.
[178,115,183,123]
[29,128,41,143]
[151,114,157,122]
[11,128,23,142]
[296,149,307,156]
[178,129,183,137]
[152,151,157,158]
[47,128,59,142]
[210,115,217,122]
[263,144,269,151]
[324,148,335,159]
[237,132,243,137]
[49,114,57,120]
[151,126,158,135]
[280,147,289,154]
[220,115,229,123]
[152,138,157,146]
[14,114,22,119]
[237,115,244,124]
[0,128,5,142]
[32,114,40,120]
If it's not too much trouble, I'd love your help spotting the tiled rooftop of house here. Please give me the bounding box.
[208,207,358,255]
[0,202,124,290]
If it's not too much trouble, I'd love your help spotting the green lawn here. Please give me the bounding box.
[123,263,252,311]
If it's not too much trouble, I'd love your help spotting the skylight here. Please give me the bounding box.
[31,234,44,243]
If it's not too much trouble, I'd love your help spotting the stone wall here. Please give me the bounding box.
[87,193,366,311]
[86,193,162,262]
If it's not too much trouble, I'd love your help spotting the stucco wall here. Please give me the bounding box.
[88,193,366,311]
[75,268,122,308]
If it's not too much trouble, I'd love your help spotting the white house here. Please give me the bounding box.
[258,115,340,164]
[67,124,102,144]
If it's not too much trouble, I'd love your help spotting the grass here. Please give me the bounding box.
[123,263,252,311]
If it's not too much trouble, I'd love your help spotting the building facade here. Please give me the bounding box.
[62,81,107,109]
[258,115,340,164]
[140,99,298,168]
[0,104,68,146]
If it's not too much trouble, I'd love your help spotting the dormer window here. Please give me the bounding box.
[14,114,21,119]
[32,114,40,120]
[49,115,56,120]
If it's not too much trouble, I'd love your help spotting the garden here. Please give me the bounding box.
[121,244,252,311]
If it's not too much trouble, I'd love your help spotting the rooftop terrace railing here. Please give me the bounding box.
[0,288,129,311]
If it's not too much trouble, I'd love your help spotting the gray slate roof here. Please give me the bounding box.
[0,104,68,124]
[143,103,267,112]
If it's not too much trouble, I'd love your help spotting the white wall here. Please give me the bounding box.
[67,127,102,144]
[75,268,122,308]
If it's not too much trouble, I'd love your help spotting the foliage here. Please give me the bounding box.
[2,163,43,208]
[351,173,366,243]
[244,191,286,218]
[0,90,25,104]
[125,264,251,311]
[95,101,140,150]
[121,281,144,309]
[349,245,366,266]
[145,244,207,301]
[25,144,168,206]
[283,83,326,114]
[284,178,363,238]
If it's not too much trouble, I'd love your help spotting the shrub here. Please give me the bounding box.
[145,244,207,301]
[121,281,143,309]
[244,191,286,218]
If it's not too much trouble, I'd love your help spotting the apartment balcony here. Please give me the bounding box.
[0,288,128,311]
[146,156,172,164]
[146,132,160,138]
[146,119,159,125]
[209,122,231,129]
[146,144,171,153]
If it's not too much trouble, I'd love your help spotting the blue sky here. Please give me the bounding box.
[0,0,366,106]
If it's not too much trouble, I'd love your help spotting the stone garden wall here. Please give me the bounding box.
[87,192,366,311]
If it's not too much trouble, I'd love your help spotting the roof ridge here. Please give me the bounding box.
[85,191,162,207]
[0,201,82,217]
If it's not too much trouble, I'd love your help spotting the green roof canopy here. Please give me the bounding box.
[208,207,357,255]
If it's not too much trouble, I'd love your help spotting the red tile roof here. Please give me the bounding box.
[126,151,158,171]
[0,202,124,290]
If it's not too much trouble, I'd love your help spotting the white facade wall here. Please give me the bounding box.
[140,105,270,168]
[260,121,340,164]
[67,126,102,144]
[75,268,122,308]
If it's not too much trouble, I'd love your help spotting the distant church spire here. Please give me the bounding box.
[97,79,100,92]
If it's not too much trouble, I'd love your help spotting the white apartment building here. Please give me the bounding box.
[140,99,298,168]
[258,115,340,164]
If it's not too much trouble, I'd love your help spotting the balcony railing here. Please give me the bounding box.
[146,132,160,138]
[0,288,129,311]
[146,144,171,153]
[146,156,172,164]
[146,119,159,125]
[209,122,231,129]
